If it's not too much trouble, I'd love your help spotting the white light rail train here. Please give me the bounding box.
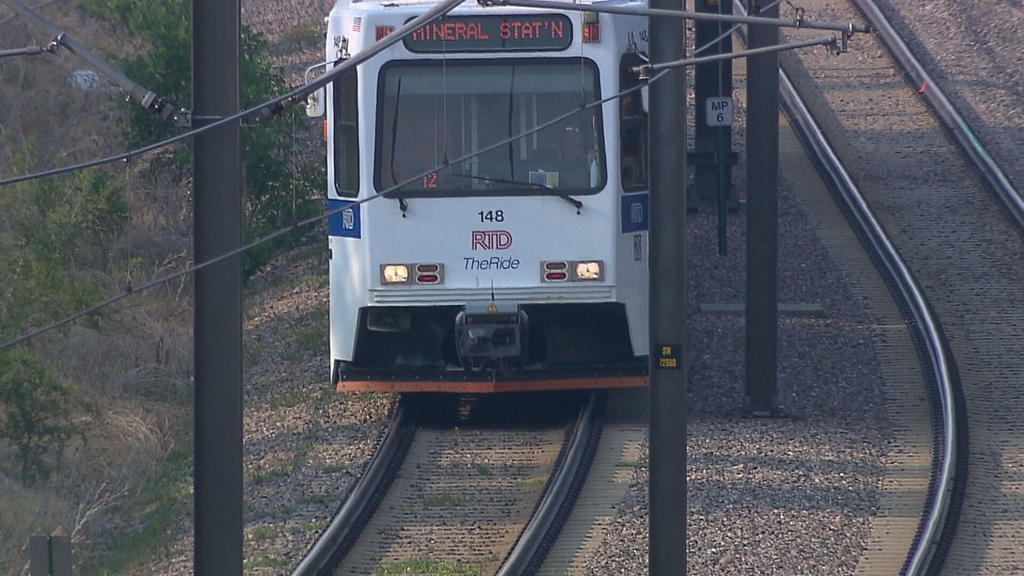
[314,0,653,392]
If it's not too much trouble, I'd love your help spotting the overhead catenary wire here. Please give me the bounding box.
[2,0,183,120]
[0,0,795,190]
[0,1,847,351]
[0,0,52,25]
[0,66,669,353]
[0,0,467,190]
[496,0,869,34]
[694,0,783,57]
[638,35,838,74]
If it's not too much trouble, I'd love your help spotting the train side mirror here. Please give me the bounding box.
[306,88,325,118]
[629,52,650,114]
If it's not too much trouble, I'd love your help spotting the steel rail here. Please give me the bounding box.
[496,392,604,576]
[780,70,959,576]
[731,1,963,574]
[290,398,416,576]
[845,0,1024,234]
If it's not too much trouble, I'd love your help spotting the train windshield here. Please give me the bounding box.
[376,59,605,196]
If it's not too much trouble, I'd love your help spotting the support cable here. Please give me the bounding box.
[0,0,791,188]
[2,0,185,122]
[0,45,45,58]
[637,35,838,75]
[0,67,669,352]
[494,0,869,34]
[0,0,466,190]
[0,9,850,352]
[693,0,782,58]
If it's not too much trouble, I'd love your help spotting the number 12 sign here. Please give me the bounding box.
[705,97,733,127]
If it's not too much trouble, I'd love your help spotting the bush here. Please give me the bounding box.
[14,168,128,272]
[0,348,82,483]
[1,143,126,335]
[0,146,124,484]
[79,0,322,277]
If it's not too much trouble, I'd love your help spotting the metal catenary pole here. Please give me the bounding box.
[693,0,734,220]
[744,0,779,413]
[192,0,243,574]
[648,0,687,573]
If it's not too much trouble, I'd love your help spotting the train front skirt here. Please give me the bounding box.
[334,362,648,393]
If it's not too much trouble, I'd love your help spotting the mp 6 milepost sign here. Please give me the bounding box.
[705,96,733,127]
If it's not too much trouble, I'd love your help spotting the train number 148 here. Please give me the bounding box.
[478,210,505,222]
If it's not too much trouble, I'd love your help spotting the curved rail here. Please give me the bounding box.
[848,0,1024,229]
[496,391,605,576]
[290,397,416,576]
[731,2,965,574]
[779,69,962,576]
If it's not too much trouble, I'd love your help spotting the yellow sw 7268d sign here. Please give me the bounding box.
[656,344,681,370]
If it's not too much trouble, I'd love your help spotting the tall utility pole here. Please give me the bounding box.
[192,1,243,574]
[744,0,779,414]
[648,0,687,573]
[693,0,734,254]
[693,0,734,203]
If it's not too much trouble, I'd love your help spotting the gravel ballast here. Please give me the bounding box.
[234,2,903,574]
[869,0,1024,194]
[104,0,1001,571]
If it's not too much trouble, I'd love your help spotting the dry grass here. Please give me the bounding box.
[47,296,193,400]
[0,395,184,574]
[0,480,73,576]
[0,3,198,573]
[0,2,127,173]
[1,2,342,573]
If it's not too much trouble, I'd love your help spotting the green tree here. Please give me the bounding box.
[79,0,322,276]
[1,144,126,334]
[77,0,191,151]
[237,31,322,276]
[0,348,81,483]
[0,144,124,483]
[14,169,128,272]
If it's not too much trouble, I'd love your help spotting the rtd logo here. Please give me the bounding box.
[471,230,513,251]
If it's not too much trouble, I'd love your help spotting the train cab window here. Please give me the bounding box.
[333,67,359,196]
[376,59,605,196]
[619,53,648,190]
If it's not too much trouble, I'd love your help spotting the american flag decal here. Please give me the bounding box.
[352,16,362,32]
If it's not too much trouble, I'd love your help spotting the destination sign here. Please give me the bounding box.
[404,14,572,53]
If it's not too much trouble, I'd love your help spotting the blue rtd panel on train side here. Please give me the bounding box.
[328,199,361,238]
[621,193,649,233]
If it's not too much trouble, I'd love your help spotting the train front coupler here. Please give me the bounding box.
[454,301,529,372]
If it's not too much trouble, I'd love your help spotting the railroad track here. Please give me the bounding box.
[732,2,963,572]
[771,0,1024,572]
[291,391,602,575]
[842,2,1024,573]
[289,0,1024,572]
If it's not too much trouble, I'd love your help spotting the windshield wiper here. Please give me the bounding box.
[387,78,407,217]
[451,173,583,211]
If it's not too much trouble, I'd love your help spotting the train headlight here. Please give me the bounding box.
[381,264,410,284]
[572,260,603,281]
